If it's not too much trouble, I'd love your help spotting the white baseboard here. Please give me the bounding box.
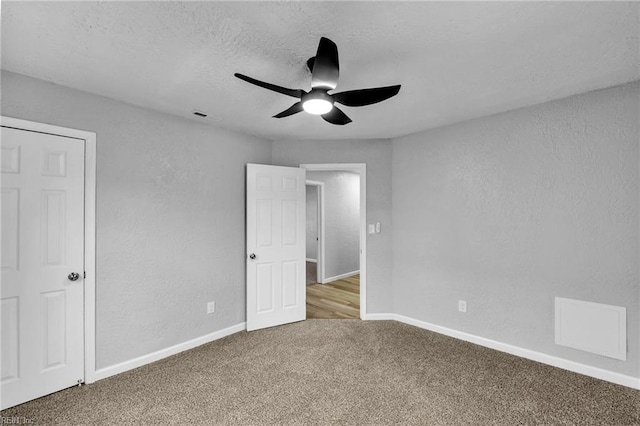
[91,313,640,391]
[364,313,395,320]
[386,314,639,390]
[92,322,246,382]
[323,270,359,284]
[305,258,318,263]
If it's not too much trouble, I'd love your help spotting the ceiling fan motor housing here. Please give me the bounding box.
[301,89,334,115]
[302,89,334,105]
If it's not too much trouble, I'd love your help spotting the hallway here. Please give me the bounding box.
[306,274,360,319]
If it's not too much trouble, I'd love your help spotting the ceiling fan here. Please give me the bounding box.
[234,37,401,125]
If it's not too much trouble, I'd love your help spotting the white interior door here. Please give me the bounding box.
[246,164,306,331]
[1,127,85,409]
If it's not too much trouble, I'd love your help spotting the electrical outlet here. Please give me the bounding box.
[207,301,215,314]
[458,300,467,313]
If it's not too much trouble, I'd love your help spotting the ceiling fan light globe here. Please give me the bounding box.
[302,98,333,115]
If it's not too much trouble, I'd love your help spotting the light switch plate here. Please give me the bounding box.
[207,301,215,314]
[368,224,375,234]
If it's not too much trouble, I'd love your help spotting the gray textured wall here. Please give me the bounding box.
[5,68,635,380]
[392,82,639,377]
[306,185,318,260]
[307,171,360,279]
[272,139,393,313]
[1,71,272,369]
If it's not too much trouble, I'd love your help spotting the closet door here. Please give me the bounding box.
[1,126,85,409]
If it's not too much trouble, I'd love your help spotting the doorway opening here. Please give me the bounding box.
[301,164,365,319]
[305,180,324,285]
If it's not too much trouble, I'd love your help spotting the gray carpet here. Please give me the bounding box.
[3,320,639,425]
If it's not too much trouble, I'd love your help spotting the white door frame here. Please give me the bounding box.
[300,163,366,319]
[305,180,325,284]
[0,116,97,384]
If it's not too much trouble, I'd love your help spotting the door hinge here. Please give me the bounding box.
[84,271,86,279]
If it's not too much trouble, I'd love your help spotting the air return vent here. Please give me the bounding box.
[555,297,626,360]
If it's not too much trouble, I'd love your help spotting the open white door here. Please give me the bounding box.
[246,164,306,331]
[1,127,85,409]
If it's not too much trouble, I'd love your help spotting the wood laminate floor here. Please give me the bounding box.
[306,275,360,319]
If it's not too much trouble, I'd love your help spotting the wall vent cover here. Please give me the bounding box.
[555,297,626,361]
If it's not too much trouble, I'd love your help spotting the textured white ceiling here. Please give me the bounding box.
[2,2,638,140]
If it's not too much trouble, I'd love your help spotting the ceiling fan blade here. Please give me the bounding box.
[234,73,303,98]
[333,85,401,107]
[311,37,339,90]
[322,106,352,125]
[273,102,304,118]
